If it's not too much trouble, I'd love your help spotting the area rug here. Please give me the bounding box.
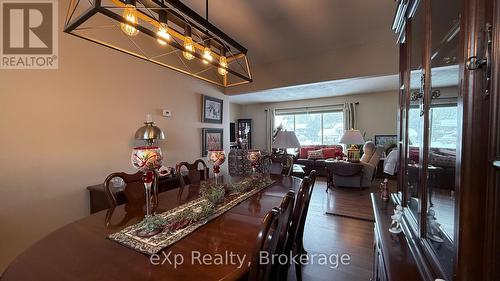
[322,177,397,222]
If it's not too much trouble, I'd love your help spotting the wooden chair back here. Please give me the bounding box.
[175,159,209,188]
[268,154,294,176]
[104,171,158,209]
[249,208,282,281]
[285,170,317,255]
[276,191,296,254]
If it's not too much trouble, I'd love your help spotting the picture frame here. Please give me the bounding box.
[374,134,398,147]
[202,95,223,124]
[202,128,224,157]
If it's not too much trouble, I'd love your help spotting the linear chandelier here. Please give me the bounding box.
[64,0,252,87]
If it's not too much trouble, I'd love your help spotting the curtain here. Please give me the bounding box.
[265,108,275,153]
[343,102,358,130]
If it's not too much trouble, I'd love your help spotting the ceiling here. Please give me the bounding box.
[228,65,459,104]
[181,0,397,67]
[228,74,399,104]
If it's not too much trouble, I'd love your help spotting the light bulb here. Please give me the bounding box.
[202,47,213,64]
[157,24,170,45]
[120,4,139,36]
[183,37,194,60]
[218,56,228,75]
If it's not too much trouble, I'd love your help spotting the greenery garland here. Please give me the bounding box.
[199,182,226,205]
[136,174,273,236]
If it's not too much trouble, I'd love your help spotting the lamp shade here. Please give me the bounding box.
[134,123,165,141]
[272,131,301,149]
[134,115,165,145]
[339,129,365,145]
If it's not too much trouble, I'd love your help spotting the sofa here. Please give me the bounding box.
[408,146,456,190]
[295,145,344,176]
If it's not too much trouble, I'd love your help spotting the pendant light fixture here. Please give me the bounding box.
[182,25,195,60]
[64,0,252,88]
[120,0,139,36]
[202,1,213,65]
[156,10,170,45]
[218,47,228,76]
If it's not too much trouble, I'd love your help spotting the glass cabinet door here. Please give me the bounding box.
[406,4,425,222]
[425,0,461,278]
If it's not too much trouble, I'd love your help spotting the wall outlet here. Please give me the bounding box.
[162,109,172,117]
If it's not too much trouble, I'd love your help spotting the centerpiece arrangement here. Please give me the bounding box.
[247,149,262,173]
[131,146,164,237]
[207,149,226,184]
[131,146,163,217]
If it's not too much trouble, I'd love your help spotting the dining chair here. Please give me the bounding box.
[176,159,209,186]
[249,208,282,281]
[271,154,293,176]
[176,159,209,200]
[280,170,317,281]
[266,154,294,176]
[275,191,296,279]
[104,171,159,209]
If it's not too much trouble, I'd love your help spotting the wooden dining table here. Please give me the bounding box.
[0,175,302,281]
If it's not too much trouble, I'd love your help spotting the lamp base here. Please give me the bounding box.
[347,146,361,163]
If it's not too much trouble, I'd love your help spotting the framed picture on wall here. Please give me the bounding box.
[202,128,224,157]
[374,134,398,147]
[202,95,223,124]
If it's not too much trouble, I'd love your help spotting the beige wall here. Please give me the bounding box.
[237,91,398,150]
[229,103,242,123]
[0,7,229,272]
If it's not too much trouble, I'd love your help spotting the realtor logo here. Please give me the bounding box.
[1,0,58,69]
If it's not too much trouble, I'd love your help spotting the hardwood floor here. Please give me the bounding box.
[293,177,377,281]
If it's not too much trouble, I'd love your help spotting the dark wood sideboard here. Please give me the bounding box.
[87,175,180,214]
[371,193,423,281]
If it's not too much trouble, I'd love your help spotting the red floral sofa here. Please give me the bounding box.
[294,145,344,176]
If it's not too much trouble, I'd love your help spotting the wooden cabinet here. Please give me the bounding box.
[371,194,424,281]
[389,0,500,280]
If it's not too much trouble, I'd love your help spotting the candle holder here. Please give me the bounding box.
[207,150,226,185]
[247,149,262,174]
[131,146,163,217]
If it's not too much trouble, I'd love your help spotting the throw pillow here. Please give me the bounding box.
[307,149,324,159]
[299,147,315,159]
[322,148,343,159]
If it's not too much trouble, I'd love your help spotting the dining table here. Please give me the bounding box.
[0,174,302,281]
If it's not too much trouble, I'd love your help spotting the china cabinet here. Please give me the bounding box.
[372,0,500,280]
[237,118,252,149]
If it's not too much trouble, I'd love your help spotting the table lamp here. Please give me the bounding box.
[272,131,301,155]
[339,129,365,162]
[134,114,166,146]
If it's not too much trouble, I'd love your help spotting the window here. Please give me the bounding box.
[408,105,457,148]
[275,110,344,145]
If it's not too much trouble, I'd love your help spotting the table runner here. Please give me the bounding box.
[108,176,274,255]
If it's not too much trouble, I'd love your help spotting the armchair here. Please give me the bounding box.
[327,142,383,190]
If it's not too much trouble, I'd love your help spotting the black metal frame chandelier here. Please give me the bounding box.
[64,0,252,87]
